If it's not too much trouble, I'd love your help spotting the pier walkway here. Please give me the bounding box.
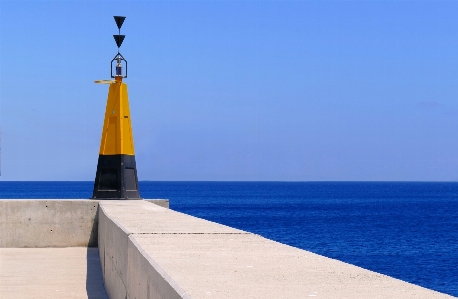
[0,247,107,299]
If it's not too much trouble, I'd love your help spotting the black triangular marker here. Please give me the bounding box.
[113,35,125,48]
[114,16,126,29]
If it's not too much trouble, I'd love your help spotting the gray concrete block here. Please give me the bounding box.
[0,200,99,248]
[99,201,247,234]
[129,233,453,299]
[127,236,185,299]
[98,202,131,292]
[104,249,127,299]
[98,199,453,299]
[98,205,109,276]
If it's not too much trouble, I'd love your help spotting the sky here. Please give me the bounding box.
[1,0,458,181]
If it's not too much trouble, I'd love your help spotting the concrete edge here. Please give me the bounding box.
[128,235,191,299]
[98,203,133,235]
[98,204,129,299]
[144,199,169,209]
[99,201,191,299]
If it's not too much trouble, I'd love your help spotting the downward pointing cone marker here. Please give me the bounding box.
[113,35,125,48]
[114,16,126,29]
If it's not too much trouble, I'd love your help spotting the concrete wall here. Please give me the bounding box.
[0,200,99,247]
[0,199,168,248]
[98,200,453,299]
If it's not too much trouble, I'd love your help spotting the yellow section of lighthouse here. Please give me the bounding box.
[99,79,135,156]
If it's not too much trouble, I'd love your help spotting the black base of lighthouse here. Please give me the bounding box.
[92,155,141,200]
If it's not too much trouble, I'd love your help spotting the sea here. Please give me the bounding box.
[0,181,457,297]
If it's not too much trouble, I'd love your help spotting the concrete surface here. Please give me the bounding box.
[0,199,168,248]
[99,200,454,299]
[0,247,108,299]
[145,199,169,209]
[0,200,99,247]
[98,201,246,299]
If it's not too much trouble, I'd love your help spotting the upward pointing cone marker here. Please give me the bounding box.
[92,16,141,200]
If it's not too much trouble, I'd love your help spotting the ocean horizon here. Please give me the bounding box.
[0,181,457,297]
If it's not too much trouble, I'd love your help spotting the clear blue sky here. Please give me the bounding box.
[1,0,458,181]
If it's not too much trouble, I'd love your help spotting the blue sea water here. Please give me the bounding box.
[1,181,457,297]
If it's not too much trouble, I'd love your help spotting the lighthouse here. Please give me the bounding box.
[92,16,141,200]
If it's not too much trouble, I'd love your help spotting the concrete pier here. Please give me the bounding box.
[0,247,107,299]
[98,200,454,299]
[0,199,455,299]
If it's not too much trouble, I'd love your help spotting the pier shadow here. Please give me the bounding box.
[86,206,109,299]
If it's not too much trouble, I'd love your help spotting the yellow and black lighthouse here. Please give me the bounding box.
[92,16,141,200]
